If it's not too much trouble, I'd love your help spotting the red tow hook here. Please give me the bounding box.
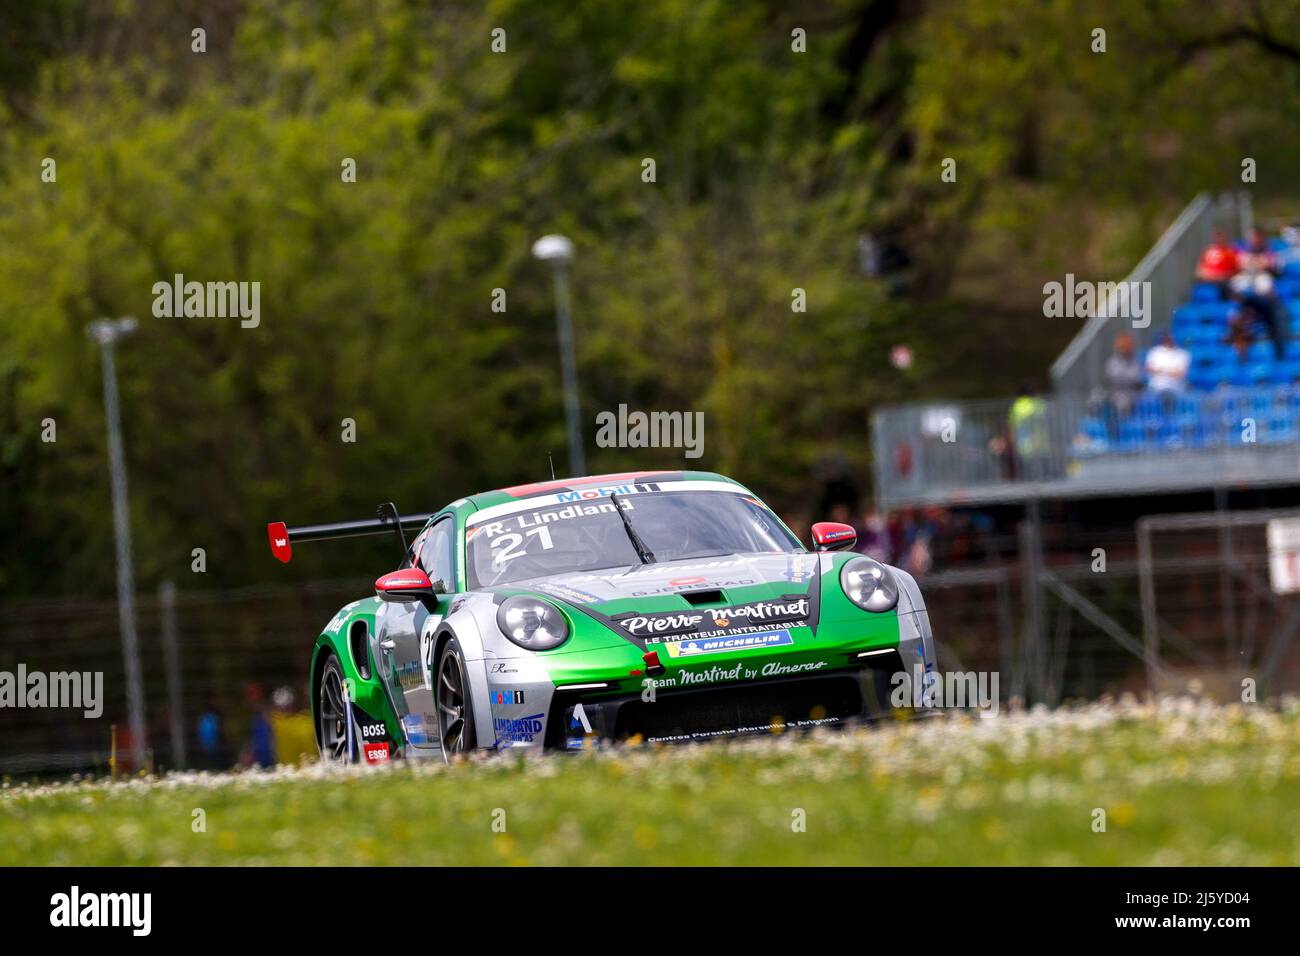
[642,650,666,677]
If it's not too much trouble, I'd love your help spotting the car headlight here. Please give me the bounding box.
[840,556,899,612]
[497,596,570,651]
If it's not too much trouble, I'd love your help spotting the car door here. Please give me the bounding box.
[376,516,455,749]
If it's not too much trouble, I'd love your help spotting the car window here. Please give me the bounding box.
[417,518,455,590]
[465,490,800,589]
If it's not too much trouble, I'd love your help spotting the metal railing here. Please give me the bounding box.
[873,385,1300,509]
[0,579,369,775]
[1051,192,1253,395]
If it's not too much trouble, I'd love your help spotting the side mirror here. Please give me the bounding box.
[811,521,857,552]
[375,568,438,602]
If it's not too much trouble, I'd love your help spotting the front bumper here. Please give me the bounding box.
[544,649,908,749]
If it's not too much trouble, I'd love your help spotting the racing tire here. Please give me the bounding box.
[434,637,478,759]
[317,652,354,763]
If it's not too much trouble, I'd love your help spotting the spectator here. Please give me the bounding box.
[1091,334,1143,440]
[1224,302,1256,360]
[1145,330,1191,407]
[270,686,316,766]
[196,700,232,771]
[987,421,1018,480]
[1238,227,1278,276]
[240,682,276,769]
[1008,382,1050,480]
[1227,282,1286,360]
[1196,229,1240,286]
[1228,228,1287,359]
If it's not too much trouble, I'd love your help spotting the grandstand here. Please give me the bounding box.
[1073,234,1300,455]
[872,192,1300,704]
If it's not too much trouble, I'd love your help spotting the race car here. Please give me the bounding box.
[267,471,937,763]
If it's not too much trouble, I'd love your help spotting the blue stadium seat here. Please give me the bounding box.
[1073,244,1300,466]
[1201,344,1236,365]
[1132,394,1160,418]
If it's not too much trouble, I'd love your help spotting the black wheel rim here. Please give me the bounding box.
[319,664,350,762]
[437,651,468,754]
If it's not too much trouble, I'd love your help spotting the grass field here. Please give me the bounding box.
[2,699,1297,866]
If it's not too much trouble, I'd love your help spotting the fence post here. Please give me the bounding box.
[159,580,187,770]
[1215,488,1239,665]
[1018,498,1046,703]
[1136,519,1160,696]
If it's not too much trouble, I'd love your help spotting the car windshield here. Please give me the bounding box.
[466,490,801,589]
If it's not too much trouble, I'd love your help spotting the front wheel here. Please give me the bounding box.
[435,638,477,758]
[318,653,352,763]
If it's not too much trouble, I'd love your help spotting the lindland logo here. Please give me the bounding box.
[0,664,102,718]
[595,404,704,459]
[152,273,261,328]
[50,886,151,936]
[1042,274,1151,329]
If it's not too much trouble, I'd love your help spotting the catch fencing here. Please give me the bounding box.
[0,580,365,775]
[4,516,1298,776]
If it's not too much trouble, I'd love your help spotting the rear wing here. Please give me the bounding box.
[268,503,435,563]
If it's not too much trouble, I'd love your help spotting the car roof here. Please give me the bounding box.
[461,470,740,512]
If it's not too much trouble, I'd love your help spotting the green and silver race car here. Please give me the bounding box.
[267,471,937,762]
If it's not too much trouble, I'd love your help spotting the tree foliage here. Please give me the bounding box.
[2,0,1299,595]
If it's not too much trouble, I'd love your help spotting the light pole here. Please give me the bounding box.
[532,234,586,476]
[88,317,147,770]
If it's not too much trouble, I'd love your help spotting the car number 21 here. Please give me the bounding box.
[491,527,554,565]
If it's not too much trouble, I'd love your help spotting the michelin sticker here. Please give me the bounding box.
[664,628,794,658]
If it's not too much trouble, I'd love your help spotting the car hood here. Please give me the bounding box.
[509,551,826,620]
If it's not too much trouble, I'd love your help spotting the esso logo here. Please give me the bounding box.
[364,743,391,764]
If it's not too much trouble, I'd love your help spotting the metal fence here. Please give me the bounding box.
[0,579,368,775]
[3,530,1298,775]
[914,513,1300,707]
[873,385,1300,509]
[1051,191,1252,395]
[1137,508,1300,696]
